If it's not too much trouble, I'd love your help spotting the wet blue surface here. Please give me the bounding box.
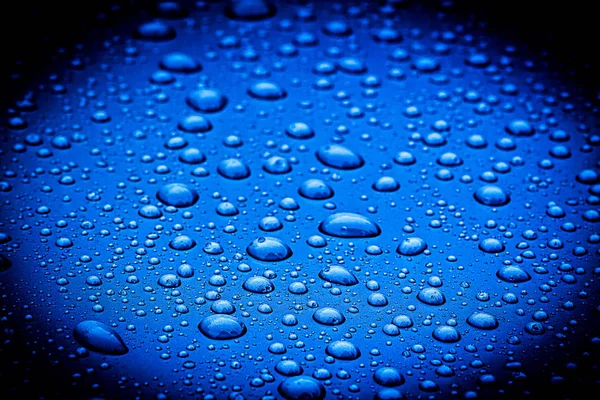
[1,1,599,399]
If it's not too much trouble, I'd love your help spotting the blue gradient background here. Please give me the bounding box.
[1,1,599,399]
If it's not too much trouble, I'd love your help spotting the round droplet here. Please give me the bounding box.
[158,273,181,288]
[179,148,206,164]
[247,237,292,261]
[497,265,531,283]
[397,237,427,256]
[394,151,416,165]
[178,115,212,133]
[186,89,228,112]
[506,120,534,137]
[299,179,334,200]
[138,205,163,219]
[375,388,406,400]
[263,156,291,174]
[198,315,247,340]
[169,235,196,251]
[373,176,400,192]
[278,376,326,400]
[392,315,413,329]
[218,159,251,180]
[313,307,345,326]
[474,185,510,206]
[156,183,199,207]
[276,360,304,377]
[466,312,499,330]
[433,326,461,343]
[243,276,275,293]
[373,367,405,387]
[286,122,314,139]
[325,340,361,360]
[417,287,446,305]
[478,238,505,253]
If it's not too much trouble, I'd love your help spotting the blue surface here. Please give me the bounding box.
[1,1,599,399]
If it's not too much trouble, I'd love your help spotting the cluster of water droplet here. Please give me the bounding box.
[1,0,599,399]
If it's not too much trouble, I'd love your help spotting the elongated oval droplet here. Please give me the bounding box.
[198,314,247,340]
[247,81,287,100]
[319,265,358,286]
[74,321,128,355]
[318,213,381,238]
[316,144,364,170]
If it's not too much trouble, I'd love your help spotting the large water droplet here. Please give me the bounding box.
[325,340,361,360]
[198,314,247,340]
[156,183,199,207]
[396,237,427,256]
[278,376,326,400]
[186,89,228,112]
[247,81,286,100]
[466,312,499,330]
[242,276,275,293]
[315,144,364,170]
[319,265,358,286]
[225,0,276,21]
[474,185,510,206]
[73,321,129,355]
[247,237,292,261]
[313,307,345,326]
[318,213,381,238]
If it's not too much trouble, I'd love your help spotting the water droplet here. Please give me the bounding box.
[319,212,381,238]
[247,237,292,261]
[198,315,247,340]
[156,183,199,207]
[73,321,128,355]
